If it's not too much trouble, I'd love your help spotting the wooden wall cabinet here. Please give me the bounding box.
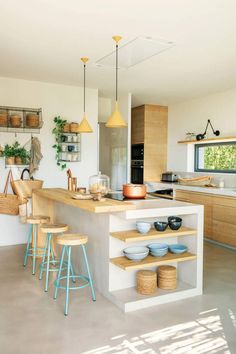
[131,104,168,181]
[175,190,236,247]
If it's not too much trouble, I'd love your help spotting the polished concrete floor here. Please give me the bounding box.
[0,242,235,354]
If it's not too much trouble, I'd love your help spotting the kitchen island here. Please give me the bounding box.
[33,188,203,312]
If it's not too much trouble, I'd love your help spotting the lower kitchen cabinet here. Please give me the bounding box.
[175,190,236,247]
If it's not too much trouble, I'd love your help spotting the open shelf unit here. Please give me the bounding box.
[110,252,196,270]
[0,105,43,133]
[178,136,236,144]
[58,132,81,162]
[110,226,197,243]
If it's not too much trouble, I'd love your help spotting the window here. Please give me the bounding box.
[195,142,236,173]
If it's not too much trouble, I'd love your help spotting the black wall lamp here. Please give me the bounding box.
[196,119,220,141]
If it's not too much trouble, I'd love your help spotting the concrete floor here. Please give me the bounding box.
[0,242,235,354]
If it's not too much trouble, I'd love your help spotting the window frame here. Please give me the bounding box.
[194,141,236,174]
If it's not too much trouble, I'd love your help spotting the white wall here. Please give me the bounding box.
[167,88,236,186]
[0,77,98,246]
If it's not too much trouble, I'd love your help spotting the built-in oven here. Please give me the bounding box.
[131,160,143,184]
[131,144,144,161]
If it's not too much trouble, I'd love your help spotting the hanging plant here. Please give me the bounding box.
[52,116,67,170]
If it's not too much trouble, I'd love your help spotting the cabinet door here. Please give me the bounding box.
[144,105,168,181]
[175,190,212,238]
[131,106,144,144]
[212,202,236,247]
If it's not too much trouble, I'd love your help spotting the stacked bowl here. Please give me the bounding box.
[147,243,168,257]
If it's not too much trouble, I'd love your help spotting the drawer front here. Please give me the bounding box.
[212,220,236,247]
[213,195,236,208]
[213,204,236,225]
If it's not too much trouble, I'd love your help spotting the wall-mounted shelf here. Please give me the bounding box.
[110,252,196,271]
[0,106,43,134]
[110,227,197,243]
[178,136,236,144]
[5,164,29,169]
[59,132,81,163]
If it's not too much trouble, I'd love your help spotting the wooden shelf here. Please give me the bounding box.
[110,226,197,243]
[178,136,236,144]
[110,252,196,270]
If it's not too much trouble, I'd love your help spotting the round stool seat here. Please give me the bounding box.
[26,215,50,225]
[41,224,68,234]
[57,234,88,246]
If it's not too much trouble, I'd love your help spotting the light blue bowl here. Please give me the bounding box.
[169,244,188,254]
[123,246,149,261]
[150,249,168,257]
[136,221,151,234]
[147,243,168,251]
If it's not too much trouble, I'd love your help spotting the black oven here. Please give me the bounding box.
[131,144,144,161]
[131,160,143,184]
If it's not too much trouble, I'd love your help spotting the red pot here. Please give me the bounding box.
[123,184,147,199]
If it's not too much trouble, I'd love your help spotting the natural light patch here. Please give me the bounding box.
[83,312,230,354]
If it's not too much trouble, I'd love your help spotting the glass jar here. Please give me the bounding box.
[89,172,110,196]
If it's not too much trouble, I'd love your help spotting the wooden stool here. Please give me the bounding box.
[23,215,50,275]
[39,224,69,292]
[54,234,96,316]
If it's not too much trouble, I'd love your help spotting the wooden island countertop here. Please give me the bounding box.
[33,188,136,213]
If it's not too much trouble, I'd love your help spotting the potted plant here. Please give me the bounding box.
[3,142,19,165]
[3,141,30,165]
[15,146,30,165]
[52,116,67,170]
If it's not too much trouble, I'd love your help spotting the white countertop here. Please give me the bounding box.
[146,181,236,197]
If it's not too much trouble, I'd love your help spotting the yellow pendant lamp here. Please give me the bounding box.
[77,57,93,133]
[106,36,127,128]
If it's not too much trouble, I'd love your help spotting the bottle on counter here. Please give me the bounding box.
[219,178,225,189]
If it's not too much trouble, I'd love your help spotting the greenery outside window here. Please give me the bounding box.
[195,142,236,173]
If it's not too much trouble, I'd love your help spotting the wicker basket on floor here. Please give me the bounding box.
[136,270,157,295]
[158,265,177,290]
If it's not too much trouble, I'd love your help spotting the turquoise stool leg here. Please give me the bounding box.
[23,224,32,267]
[32,225,37,275]
[54,246,66,300]
[81,245,96,301]
[39,233,49,280]
[45,233,52,292]
[65,246,71,316]
[65,247,76,283]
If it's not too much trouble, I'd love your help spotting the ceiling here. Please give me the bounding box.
[0,0,236,106]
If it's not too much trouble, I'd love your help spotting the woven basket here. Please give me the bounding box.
[158,265,177,290]
[136,270,157,295]
[10,115,22,127]
[26,114,39,127]
[0,170,27,215]
[0,113,7,127]
[70,122,79,132]
[63,123,70,132]
[178,176,212,186]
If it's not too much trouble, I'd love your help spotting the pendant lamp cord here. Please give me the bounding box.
[84,63,86,114]
[116,44,118,102]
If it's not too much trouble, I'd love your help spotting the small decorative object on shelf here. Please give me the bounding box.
[185,132,196,141]
[196,119,220,141]
[0,106,42,132]
[52,116,81,170]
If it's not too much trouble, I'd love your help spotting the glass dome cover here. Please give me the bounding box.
[89,172,110,196]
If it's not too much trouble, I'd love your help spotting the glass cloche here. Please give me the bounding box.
[89,172,110,197]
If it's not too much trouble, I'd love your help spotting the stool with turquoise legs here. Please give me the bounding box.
[23,215,50,275]
[39,224,76,292]
[54,234,96,316]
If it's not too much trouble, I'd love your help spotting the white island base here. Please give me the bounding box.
[33,191,203,313]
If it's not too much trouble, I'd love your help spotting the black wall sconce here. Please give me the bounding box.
[196,119,220,141]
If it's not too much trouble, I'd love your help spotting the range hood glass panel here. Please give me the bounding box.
[95,37,174,69]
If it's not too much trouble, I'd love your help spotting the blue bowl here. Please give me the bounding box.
[136,221,151,234]
[147,243,168,251]
[123,246,149,261]
[154,221,168,232]
[150,249,168,257]
[169,244,188,254]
